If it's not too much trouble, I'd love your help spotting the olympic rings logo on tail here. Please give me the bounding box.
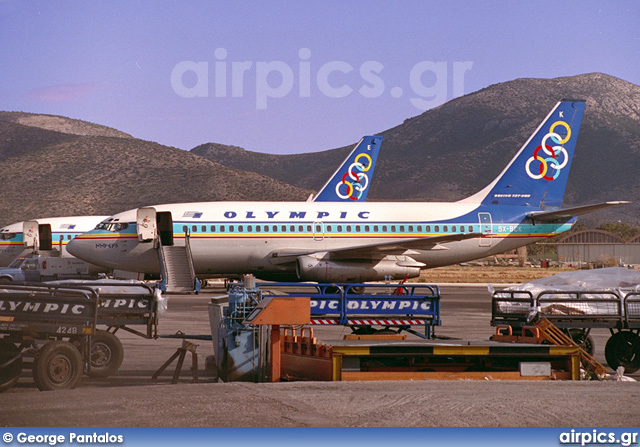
[525,120,571,181]
[335,153,373,200]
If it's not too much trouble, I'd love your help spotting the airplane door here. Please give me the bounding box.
[313,221,324,241]
[23,221,39,249]
[156,212,174,246]
[137,207,157,242]
[478,213,492,247]
[38,224,52,250]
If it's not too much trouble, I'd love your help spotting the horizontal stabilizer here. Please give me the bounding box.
[526,201,631,222]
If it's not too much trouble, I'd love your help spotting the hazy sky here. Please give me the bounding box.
[1,1,638,154]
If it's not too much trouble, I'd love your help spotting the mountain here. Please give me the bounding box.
[2,73,639,228]
[0,116,311,227]
[193,73,640,224]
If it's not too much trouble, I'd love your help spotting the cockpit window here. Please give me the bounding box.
[95,222,129,232]
[0,232,17,240]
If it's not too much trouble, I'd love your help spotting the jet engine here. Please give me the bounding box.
[296,255,424,283]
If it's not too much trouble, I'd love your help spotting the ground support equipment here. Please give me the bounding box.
[0,281,159,391]
[152,339,199,384]
[492,289,640,373]
[259,282,441,339]
[492,318,607,378]
[0,284,98,391]
[277,327,580,381]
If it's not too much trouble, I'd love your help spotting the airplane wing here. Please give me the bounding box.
[269,232,483,263]
[526,201,631,222]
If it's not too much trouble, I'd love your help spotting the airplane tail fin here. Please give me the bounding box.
[313,135,383,202]
[464,99,585,209]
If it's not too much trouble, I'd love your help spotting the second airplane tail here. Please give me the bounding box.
[313,135,383,202]
[465,99,586,209]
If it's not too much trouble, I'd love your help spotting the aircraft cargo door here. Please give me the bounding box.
[137,207,157,242]
[478,212,492,247]
[23,221,39,249]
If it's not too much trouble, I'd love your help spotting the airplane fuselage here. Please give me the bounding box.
[69,200,573,280]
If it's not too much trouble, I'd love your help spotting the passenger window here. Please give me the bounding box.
[443,226,448,232]
[326,225,332,232]
[426,225,431,232]
[356,225,361,232]
[315,225,321,232]
[238,226,243,232]
[469,225,473,232]
[346,225,352,232]
[281,225,286,232]
[229,225,234,232]
[382,226,387,232]
[408,226,413,232]
[298,225,303,232]
[391,226,396,232]
[435,226,439,232]
[452,226,456,232]
[400,225,405,232]
[374,226,379,232]
[290,225,295,232]
[255,226,260,232]
[307,225,312,232]
[192,225,197,233]
[337,225,343,232]
[248,225,252,232]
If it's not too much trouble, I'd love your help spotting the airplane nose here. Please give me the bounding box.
[67,236,92,262]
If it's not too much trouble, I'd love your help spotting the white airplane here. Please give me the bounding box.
[67,100,629,283]
[0,216,108,267]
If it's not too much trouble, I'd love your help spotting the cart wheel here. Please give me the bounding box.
[348,286,365,294]
[604,331,640,374]
[32,340,83,391]
[88,330,123,378]
[567,329,595,356]
[0,341,22,393]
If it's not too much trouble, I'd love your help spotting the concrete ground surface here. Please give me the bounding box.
[1,285,639,427]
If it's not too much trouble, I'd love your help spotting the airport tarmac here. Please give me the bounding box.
[1,285,639,427]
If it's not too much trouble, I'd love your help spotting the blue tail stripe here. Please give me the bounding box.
[481,100,585,208]
[314,135,383,202]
